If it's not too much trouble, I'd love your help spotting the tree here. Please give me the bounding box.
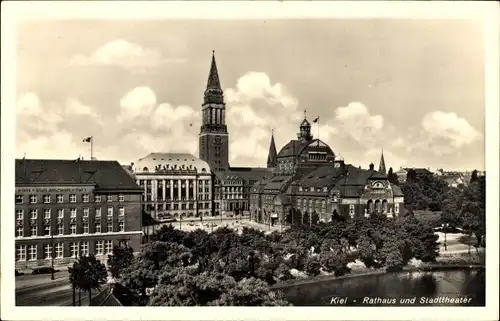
[107,245,134,279]
[304,256,321,276]
[387,167,399,185]
[147,268,289,306]
[470,169,479,184]
[68,254,107,304]
[356,235,378,268]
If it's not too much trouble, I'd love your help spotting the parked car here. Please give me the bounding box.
[32,267,59,275]
[15,269,24,276]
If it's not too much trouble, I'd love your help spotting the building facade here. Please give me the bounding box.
[249,117,405,225]
[15,159,143,270]
[130,153,214,221]
[198,52,274,216]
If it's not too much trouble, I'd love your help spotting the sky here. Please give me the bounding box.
[15,19,485,171]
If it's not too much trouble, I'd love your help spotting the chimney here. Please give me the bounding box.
[369,163,374,170]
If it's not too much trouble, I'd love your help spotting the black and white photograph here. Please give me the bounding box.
[1,1,498,320]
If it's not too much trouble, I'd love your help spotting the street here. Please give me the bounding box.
[15,270,94,306]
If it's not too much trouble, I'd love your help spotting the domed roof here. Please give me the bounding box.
[277,139,335,159]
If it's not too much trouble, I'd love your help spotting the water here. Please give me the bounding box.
[278,268,485,306]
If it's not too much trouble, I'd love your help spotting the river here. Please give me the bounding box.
[278,268,485,306]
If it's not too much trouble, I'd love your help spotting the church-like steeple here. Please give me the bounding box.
[204,50,224,105]
[267,130,277,168]
[379,149,387,175]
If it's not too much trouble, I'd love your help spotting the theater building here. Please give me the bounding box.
[249,116,405,225]
[15,159,143,270]
[130,153,214,221]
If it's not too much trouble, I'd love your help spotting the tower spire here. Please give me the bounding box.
[267,129,277,168]
[379,148,387,175]
[206,50,221,90]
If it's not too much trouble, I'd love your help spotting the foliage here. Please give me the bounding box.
[68,254,107,302]
[107,245,134,278]
[387,167,399,185]
[402,171,449,212]
[147,267,289,306]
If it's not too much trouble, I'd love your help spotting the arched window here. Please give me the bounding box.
[367,200,374,213]
[374,200,381,213]
[382,200,388,213]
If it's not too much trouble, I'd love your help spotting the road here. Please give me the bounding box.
[15,271,95,306]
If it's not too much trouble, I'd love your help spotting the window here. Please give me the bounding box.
[16,227,23,237]
[95,223,101,233]
[107,194,113,202]
[16,245,26,261]
[107,207,113,217]
[16,195,23,204]
[55,243,63,258]
[395,203,400,214]
[70,208,77,218]
[118,221,125,232]
[30,226,37,236]
[57,194,64,203]
[43,195,50,203]
[44,244,53,259]
[83,208,89,217]
[95,241,104,255]
[82,194,89,203]
[80,242,89,256]
[95,208,101,217]
[107,222,113,232]
[43,209,51,219]
[105,240,113,254]
[119,194,124,202]
[349,204,355,217]
[70,242,79,257]
[30,209,38,220]
[118,207,125,216]
[70,224,76,234]
[28,245,37,260]
[83,222,89,234]
[44,225,51,236]
[69,194,76,203]
[29,195,37,204]
[95,195,101,202]
[57,209,64,218]
[16,209,24,220]
[57,224,63,235]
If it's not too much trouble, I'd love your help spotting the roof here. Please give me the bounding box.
[403,168,433,175]
[300,118,311,127]
[89,283,139,306]
[15,159,142,191]
[133,153,211,174]
[277,140,307,158]
[143,211,160,226]
[225,167,273,183]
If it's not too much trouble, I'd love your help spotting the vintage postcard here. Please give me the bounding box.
[1,1,498,320]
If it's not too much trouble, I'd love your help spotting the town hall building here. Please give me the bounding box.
[198,52,273,216]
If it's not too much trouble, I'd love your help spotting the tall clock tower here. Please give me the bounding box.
[199,51,229,172]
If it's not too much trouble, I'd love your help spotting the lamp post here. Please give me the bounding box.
[442,223,449,251]
[50,232,55,280]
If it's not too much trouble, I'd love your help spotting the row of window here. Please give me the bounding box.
[143,195,211,202]
[16,194,126,205]
[16,221,125,237]
[140,179,211,187]
[15,207,126,220]
[15,240,114,261]
[153,202,211,211]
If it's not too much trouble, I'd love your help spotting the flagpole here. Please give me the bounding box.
[91,136,93,160]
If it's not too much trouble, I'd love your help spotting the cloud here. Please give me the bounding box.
[70,39,185,73]
[16,93,104,159]
[420,111,482,148]
[118,86,157,123]
[224,72,304,166]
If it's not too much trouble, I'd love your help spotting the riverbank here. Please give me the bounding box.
[272,256,485,290]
